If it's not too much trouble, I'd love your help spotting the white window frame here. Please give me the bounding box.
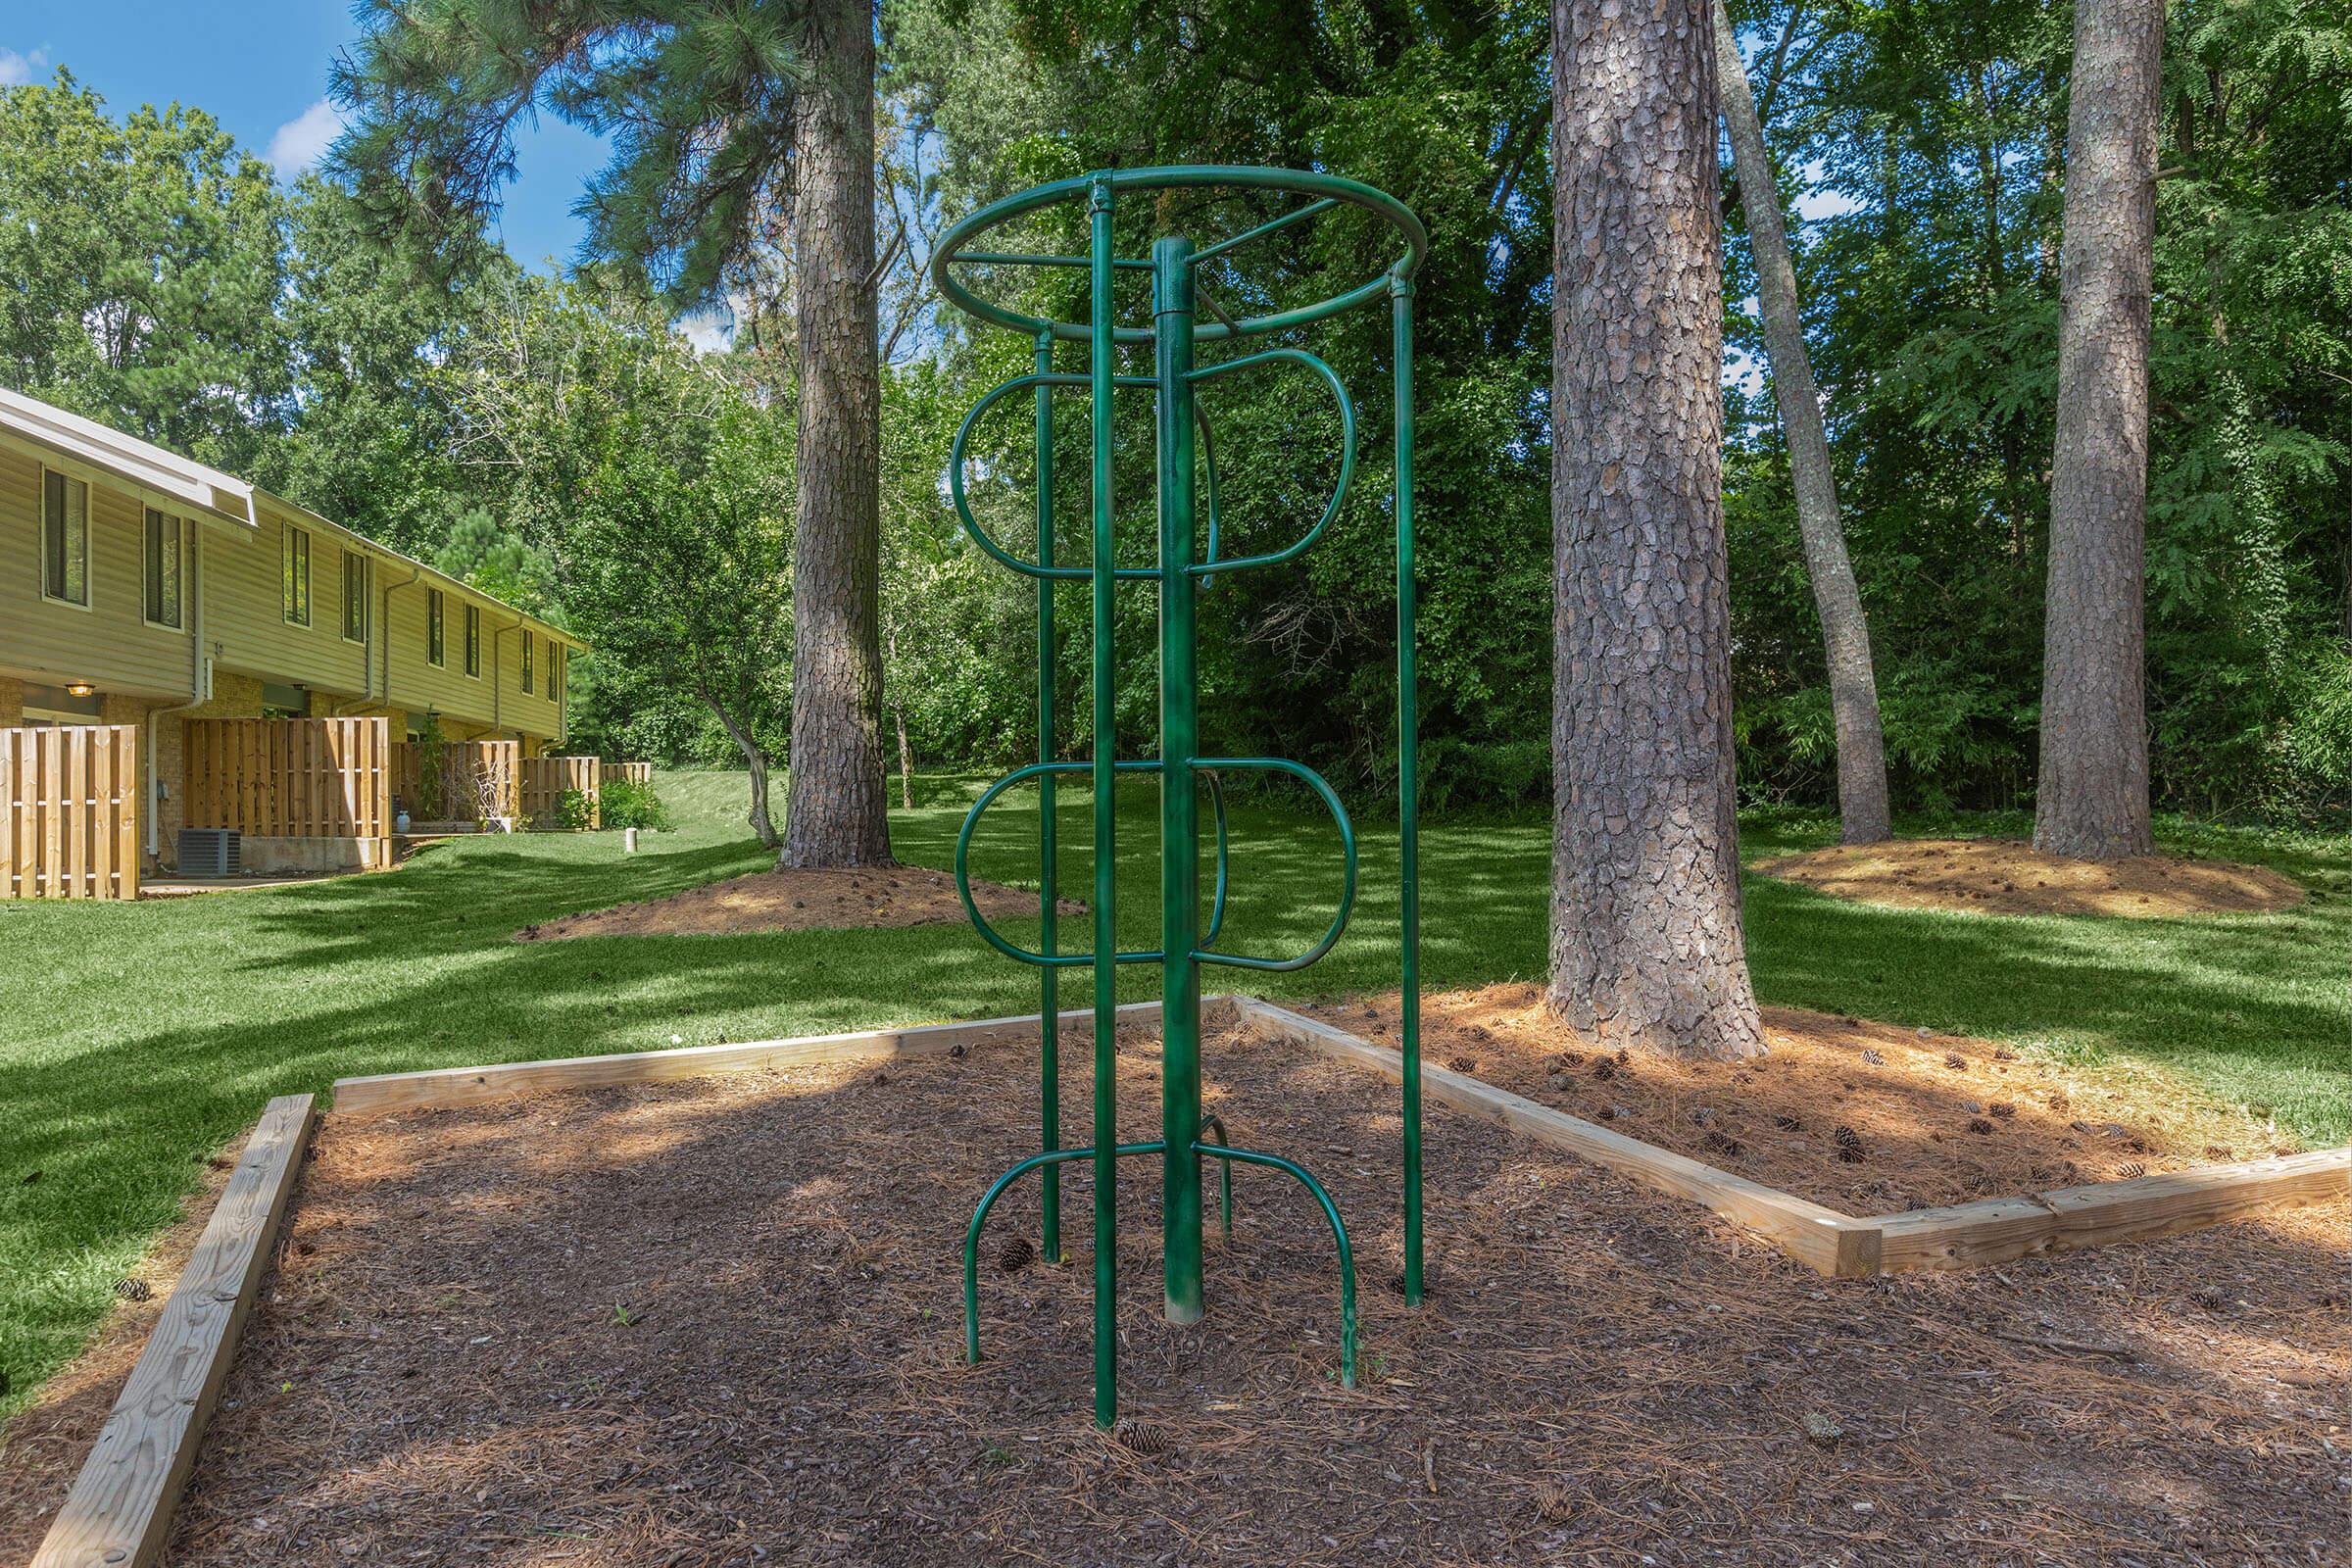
[342,550,369,644]
[143,507,185,631]
[282,523,313,627]
[40,466,91,612]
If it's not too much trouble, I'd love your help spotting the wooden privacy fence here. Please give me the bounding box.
[520,755,601,828]
[600,760,653,790]
[1,725,141,900]
[182,717,391,841]
[394,739,519,822]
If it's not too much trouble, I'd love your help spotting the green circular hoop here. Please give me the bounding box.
[929,165,1428,345]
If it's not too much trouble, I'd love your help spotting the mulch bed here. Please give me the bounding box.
[1754,838,2305,918]
[1298,986,2299,1212]
[128,1020,2345,1566]
[515,865,1079,941]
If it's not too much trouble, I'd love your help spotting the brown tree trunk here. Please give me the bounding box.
[1547,0,1765,1060]
[2034,0,2162,860]
[782,0,892,868]
[1711,0,1891,845]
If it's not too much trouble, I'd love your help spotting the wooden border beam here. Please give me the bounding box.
[1236,997,2350,1279]
[1234,997,1882,1277]
[32,1095,316,1568]
[330,1000,1176,1117]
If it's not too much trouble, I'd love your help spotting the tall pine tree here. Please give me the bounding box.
[332,0,891,866]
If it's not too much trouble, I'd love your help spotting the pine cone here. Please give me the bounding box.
[2116,1161,2146,1180]
[1590,1057,1616,1082]
[1833,1125,1866,1162]
[1773,1113,1803,1132]
[1701,1130,1745,1158]
[1860,1049,1886,1066]
[996,1235,1037,1275]
[1989,1102,2017,1119]
[1967,1118,1994,1136]
[1111,1418,1172,1456]
[1943,1053,1967,1071]
[112,1277,152,1302]
[1532,1479,1574,1522]
[1446,1054,1478,1073]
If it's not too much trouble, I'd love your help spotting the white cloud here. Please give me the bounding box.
[674,305,736,357]
[0,47,50,86]
[267,98,344,178]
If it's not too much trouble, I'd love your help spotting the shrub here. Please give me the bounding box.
[552,788,597,831]
[600,777,671,832]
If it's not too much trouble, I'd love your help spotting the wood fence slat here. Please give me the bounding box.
[0,726,143,901]
[28,1095,316,1568]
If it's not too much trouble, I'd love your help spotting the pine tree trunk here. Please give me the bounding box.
[782,0,892,868]
[2034,0,2162,860]
[1547,0,1765,1059]
[1711,0,1891,845]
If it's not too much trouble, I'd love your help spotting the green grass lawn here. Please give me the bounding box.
[1,770,2343,1418]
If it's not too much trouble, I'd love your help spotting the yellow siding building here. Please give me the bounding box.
[0,387,582,866]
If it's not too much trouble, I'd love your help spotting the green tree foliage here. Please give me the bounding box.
[0,71,289,469]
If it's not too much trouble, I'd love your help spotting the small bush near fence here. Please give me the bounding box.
[552,788,597,831]
[600,776,671,832]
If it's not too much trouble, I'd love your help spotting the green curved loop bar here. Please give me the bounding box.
[951,370,1229,583]
[963,1141,1166,1364]
[951,371,1155,582]
[1197,1113,1235,1237]
[1189,757,1357,972]
[1184,348,1355,578]
[931,166,1429,345]
[956,760,1233,967]
[1193,1140,1357,1388]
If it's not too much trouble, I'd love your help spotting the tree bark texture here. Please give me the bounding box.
[2034,0,2163,860]
[1711,0,1891,845]
[782,0,893,868]
[1548,0,1765,1059]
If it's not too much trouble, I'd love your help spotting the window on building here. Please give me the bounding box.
[427,588,446,665]
[521,631,534,694]
[549,642,564,698]
[282,524,312,624]
[465,604,481,676]
[343,551,368,642]
[144,508,182,628]
[42,469,89,606]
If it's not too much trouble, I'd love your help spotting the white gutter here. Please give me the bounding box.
[0,386,256,530]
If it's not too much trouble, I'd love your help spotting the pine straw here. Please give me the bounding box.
[155,1022,2345,1567]
[514,865,1082,942]
[1299,985,2300,1211]
[1753,838,2305,918]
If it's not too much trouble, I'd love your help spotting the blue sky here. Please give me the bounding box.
[2,5,603,272]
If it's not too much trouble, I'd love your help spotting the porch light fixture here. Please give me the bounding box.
[65,682,94,697]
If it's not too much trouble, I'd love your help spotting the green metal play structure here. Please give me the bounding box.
[937,167,1426,1427]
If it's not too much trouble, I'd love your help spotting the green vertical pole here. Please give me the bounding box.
[1393,270,1424,1307]
[1152,235,1204,1327]
[1086,175,1120,1429]
[1035,328,1061,1266]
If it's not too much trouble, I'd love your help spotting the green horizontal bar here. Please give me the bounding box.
[956,250,1156,270]
[1189,197,1340,265]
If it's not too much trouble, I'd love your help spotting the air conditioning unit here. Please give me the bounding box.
[178,828,242,878]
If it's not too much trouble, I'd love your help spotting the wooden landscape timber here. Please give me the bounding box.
[1234,996,2351,1278]
[29,1095,316,1568]
[330,999,1184,1117]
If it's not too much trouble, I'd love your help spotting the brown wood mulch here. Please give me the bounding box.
[514,865,1079,942]
[1303,985,2302,1212]
[48,1021,2334,1567]
[1754,838,2305,918]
